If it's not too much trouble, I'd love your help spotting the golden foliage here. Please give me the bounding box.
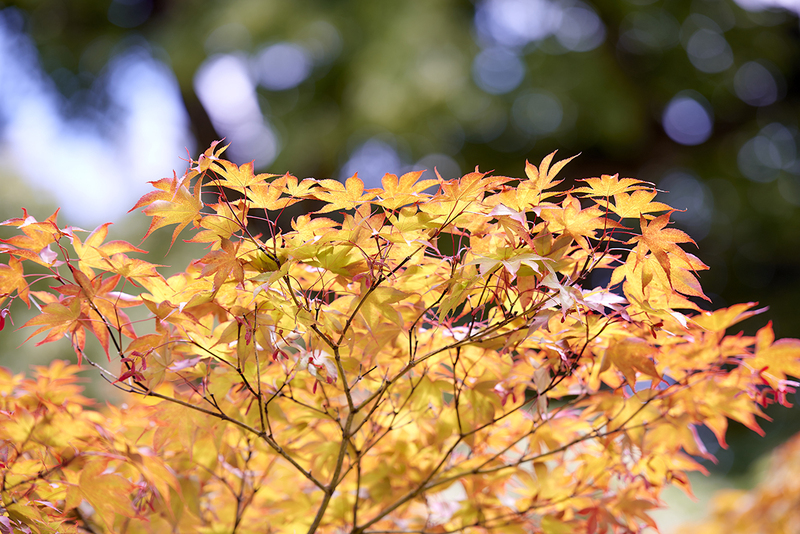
[1,144,798,534]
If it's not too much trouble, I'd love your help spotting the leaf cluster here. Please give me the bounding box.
[0,144,798,534]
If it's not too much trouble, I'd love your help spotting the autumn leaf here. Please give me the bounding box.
[188,200,248,244]
[196,237,245,291]
[211,159,278,193]
[611,251,709,304]
[605,189,673,219]
[79,459,138,528]
[282,173,318,199]
[602,337,662,387]
[749,322,800,389]
[629,212,697,287]
[691,302,766,335]
[0,257,29,306]
[99,252,164,284]
[72,222,146,275]
[192,139,228,173]
[0,208,65,266]
[525,150,578,198]
[538,194,614,251]
[23,297,86,357]
[356,286,409,330]
[247,173,303,211]
[377,170,439,210]
[312,175,378,213]
[129,170,204,246]
[573,174,651,198]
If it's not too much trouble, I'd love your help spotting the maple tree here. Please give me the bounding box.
[1,143,799,534]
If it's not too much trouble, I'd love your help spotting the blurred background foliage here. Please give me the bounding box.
[1,0,800,523]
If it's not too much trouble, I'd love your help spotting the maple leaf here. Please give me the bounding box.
[525,150,578,198]
[484,203,535,249]
[377,170,438,210]
[605,189,673,219]
[612,251,709,305]
[468,251,554,280]
[283,174,319,199]
[538,194,614,251]
[451,168,509,204]
[0,208,65,267]
[749,322,800,389]
[99,253,163,284]
[72,222,146,275]
[247,173,303,211]
[312,175,378,213]
[79,459,138,529]
[210,159,278,194]
[628,212,697,287]
[196,238,245,291]
[129,170,204,247]
[691,302,766,335]
[0,257,29,306]
[573,174,651,197]
[287,214,339,253]
[38,271,137,357]
[23,297,86,359]
[420,168,509,221]
[356,286,409,330]
[602,338,662,387]
[188,200,248,244]
[192,139,228,173]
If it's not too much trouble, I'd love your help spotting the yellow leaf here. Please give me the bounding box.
[605,338,661,387]
[130,171,204,247]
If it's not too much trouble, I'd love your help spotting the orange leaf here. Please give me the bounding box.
[604,338,661,387]
[247,173,303,211]
[192,139,228,173]
[99,253,164,284]
[750,322,800,388]
[188,200,247,244]
[211,160,278,193]
[312,174,378,213]
[525,151,578,197]
[0,257,30,306]
[692,302,766,334]
[606,190,673,219]
[129,171,204,247]
[79,459,138,528]
[0,209,65,267]
[23,297,86,358]
[573,174,650,198]
[378,171,438,210]
[72,222,146,275]
[538,194,614,251]
[358,286,409,329]
[197,238,245,291]
[629,213,696,288]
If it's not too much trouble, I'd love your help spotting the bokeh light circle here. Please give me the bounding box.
[472,47,525,94]
[254,42,312,91]
[685,28,733,73]
[662,93,713,145]
[511,90,563,135]
[738,123,798,183]
[734,61,779,107]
